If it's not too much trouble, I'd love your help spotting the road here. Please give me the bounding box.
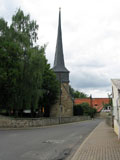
[0,119,101,160]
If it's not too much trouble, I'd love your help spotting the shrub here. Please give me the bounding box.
[74,102,97,117]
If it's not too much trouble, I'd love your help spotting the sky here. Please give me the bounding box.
[1,0,120,97]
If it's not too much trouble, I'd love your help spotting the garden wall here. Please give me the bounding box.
[0,116,90,128]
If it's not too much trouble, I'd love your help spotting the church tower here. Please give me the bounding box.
[53,8,69,83]
[50,8,73,117]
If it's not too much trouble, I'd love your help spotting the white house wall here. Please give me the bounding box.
[112,82,119,135]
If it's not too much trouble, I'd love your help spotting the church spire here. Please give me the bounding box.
[53,8,69,73]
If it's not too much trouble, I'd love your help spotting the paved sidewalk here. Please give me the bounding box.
[71,121,120,160]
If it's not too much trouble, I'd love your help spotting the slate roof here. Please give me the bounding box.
[53,8,69,73]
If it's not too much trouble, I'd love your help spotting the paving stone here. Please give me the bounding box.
[71,121,120,160]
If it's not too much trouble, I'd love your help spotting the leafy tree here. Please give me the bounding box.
[11,8,38,47]
[74,102,97,118]
[69,86,75,98]
[69,86,88,98]
[10,9,45,116]
[74,91,88,98]
[38,62,59,117]
[74,105,83,116]
[0,9,59,117]
[0,17,22,113]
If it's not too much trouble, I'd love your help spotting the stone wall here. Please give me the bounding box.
[100,112,111,118]
[0,116,90,128]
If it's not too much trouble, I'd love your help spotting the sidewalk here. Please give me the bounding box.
[71,121,120,160]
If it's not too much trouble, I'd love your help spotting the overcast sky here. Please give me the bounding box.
[1,0,120,97]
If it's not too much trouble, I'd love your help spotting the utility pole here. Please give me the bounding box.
[90,94,93,108]
[59,73,62,124]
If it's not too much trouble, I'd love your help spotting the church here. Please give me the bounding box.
[50,9,73,117]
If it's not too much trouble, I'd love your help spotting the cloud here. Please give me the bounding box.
[70,68,110,88]
[0,0,21,22]
[1,0,120,97]
[78,87,111,98]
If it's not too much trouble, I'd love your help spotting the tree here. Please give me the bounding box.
[0,17,23,113]
[0,9,59,117]
[11,8,38,47]
[74,91,88,98]
[69,86,88,98]
[38,62,59,117]
[10,9,45,116]
[69,86,75,98]
[74,103,97,118]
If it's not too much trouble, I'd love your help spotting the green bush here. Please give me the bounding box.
[74,105,83,116]
[74,102,97,117]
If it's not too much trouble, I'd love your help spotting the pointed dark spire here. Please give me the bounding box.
[53,8,69,73]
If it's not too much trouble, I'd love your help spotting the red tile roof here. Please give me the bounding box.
[74,98,110,112]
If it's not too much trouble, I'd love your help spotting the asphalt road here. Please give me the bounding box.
[0,119,102,160]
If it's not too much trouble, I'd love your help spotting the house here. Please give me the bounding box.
[111,79,120,137]
[74,97,110,112]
